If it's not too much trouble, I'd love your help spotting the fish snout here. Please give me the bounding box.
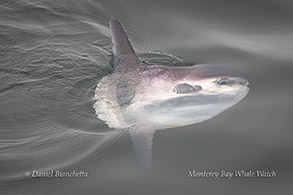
[239,77,249,86]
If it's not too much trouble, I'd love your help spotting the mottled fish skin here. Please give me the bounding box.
[94,19,249,167]
[115,80,135,106]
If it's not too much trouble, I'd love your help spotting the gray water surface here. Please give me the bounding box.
[1,0,293,194]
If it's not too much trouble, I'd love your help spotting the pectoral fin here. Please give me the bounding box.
[128,126,155,168]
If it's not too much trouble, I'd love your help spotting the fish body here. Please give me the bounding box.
[94,20,249,167]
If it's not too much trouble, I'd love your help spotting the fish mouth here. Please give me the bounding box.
[239,77,249,87]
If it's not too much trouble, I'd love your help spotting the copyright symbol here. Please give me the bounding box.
[24,171,31,178]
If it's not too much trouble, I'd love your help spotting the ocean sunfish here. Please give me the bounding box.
[94,19,249,167]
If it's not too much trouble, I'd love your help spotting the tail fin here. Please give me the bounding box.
[110,19,140,68]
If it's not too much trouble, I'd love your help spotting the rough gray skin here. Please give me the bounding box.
[94,19,249,168]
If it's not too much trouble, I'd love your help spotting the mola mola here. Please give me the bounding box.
[94,19,249,167]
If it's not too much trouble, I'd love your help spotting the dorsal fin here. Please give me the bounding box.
[110,19,140,69]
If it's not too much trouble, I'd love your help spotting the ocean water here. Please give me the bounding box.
[1,0,293,194]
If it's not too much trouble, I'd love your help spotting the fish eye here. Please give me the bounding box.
[218,78,230,85]
[175,83,202,94]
